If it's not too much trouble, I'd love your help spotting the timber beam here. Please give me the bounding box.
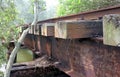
[103,14,120,46]
[55,20,103,39]
[41,23,55,36]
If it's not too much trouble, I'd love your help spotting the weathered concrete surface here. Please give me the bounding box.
[24,35,120,77]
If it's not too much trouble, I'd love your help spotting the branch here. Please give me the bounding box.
[4,0,38,77]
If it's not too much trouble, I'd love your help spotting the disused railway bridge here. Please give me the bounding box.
[21,5,120,77]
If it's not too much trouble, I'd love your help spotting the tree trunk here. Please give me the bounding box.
[4,0,38,77]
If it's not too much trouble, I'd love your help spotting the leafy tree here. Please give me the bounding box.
[15,0,46,23]
[4,0,46,77]
[0,0,46,66]
[57,0,120,16]
[0,71,4,77]
[0,0,20,66]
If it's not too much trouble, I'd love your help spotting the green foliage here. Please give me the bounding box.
[0,0,21,42]
[0,71,4,77]
[0,41,6,66]
[0,0,46,66]
[57,0,120,16]
[0,0,21,65]
[29,0,46,14]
